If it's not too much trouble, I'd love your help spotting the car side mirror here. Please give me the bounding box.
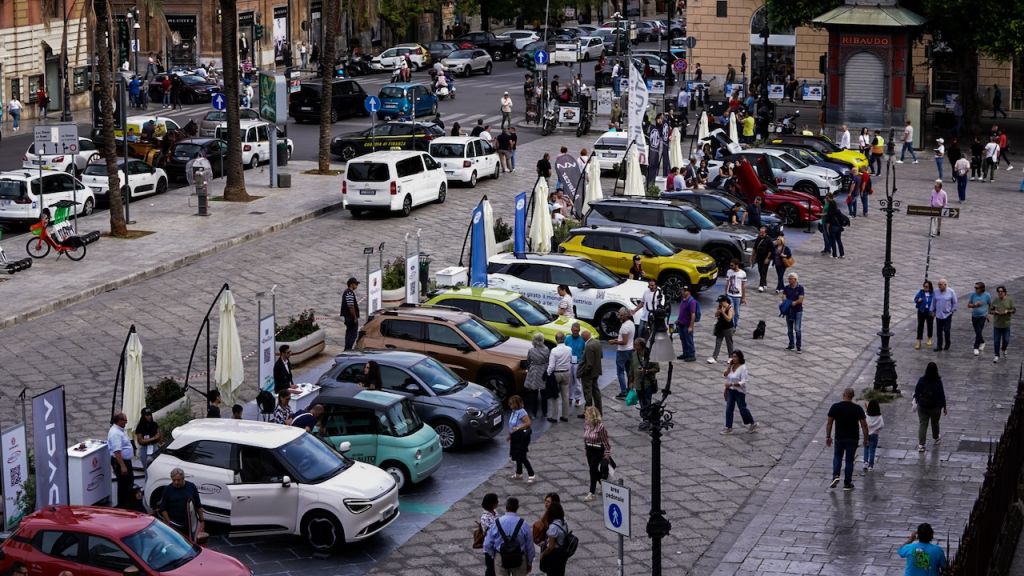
[338,441,352,453]
[456,343,473,353]
[282,475,292,488]
[506,317,523,327]
[576,281,591,290]
[686,226,699,234]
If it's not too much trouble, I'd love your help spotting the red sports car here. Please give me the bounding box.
[731,157,823,224]
[0,506,250,576]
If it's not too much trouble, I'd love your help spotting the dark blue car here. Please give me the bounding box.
[661,190,784,238]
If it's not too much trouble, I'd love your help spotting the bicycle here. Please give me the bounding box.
[25,210,87,261]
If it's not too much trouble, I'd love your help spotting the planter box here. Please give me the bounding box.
[382,287,406,309]
[152,395,189,421]
[278,327,326,364]
[495,238,514,254]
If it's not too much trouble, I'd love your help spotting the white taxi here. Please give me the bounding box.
[428,136,501,187]
[214,120,294,169]
[486,253,645,338]
[80,158,168,203]
[591,130,629,171]
[144,419,399,553]
[22,137,100,175]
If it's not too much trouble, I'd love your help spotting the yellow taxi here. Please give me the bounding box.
[559,226,718,301]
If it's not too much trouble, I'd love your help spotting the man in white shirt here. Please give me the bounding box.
[676,88,691,123]
[499,92,513,130]
[480,126,493,143]
[898,120,918,164]
[983,137,1000,182]
[839,125,851,150]
[611,307,635,399]
[546,332,573,421]
[108,413,137,509]
[632,279,661,338]
[726,258,747,328]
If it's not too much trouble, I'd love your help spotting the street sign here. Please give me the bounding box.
[364,95,381,114]
[211,93,226,111]
[603,482,631,537]
[672,58,688,74]
[535,50,549,65]
[535,63,548,71]
[33,125,79,156]
[686,36,697,49]
[906,204,959,218]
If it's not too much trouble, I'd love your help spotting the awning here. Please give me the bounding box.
[812,4,927,27]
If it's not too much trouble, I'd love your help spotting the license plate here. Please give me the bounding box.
[492,415,502,426]
[445,170,455,175]
[603,152,616,157]
[300,106,312,111]
[90,187,102,194]
[32,160,46,165]
[359,189,375,195]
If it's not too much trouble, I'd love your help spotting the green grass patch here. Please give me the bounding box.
[859,387,900,404]
[302,168,344,176]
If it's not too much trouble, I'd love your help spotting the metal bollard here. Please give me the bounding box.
[194,167,209,217]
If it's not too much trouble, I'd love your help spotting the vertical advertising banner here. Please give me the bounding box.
[513,192,527,254]
[32,387,68,511]
[555,153,584,207]
[627,61,650,165]
[406,254,420,304]
[258,314,276,393]
[469,204,487,287]
[367,269,383,315]
[2,424,28,530]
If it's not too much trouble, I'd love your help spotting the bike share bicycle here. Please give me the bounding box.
[25,200,88,261]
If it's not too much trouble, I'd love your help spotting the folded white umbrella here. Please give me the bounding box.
[584,156,604,208]
[623,148,645,197]
[215,289,244,408]
[669,128,685,170]
[698,112,709,142]
[482,198,497,258]
[529,178,553,253]
[122,332,145,439]
[729,112,739,145]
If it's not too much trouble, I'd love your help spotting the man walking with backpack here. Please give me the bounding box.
[484,497,535,576]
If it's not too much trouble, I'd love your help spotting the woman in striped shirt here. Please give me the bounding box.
[582,406,612,502]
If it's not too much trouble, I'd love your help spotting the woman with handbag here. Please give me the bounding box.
[582,406,611,502]
[721,350,757,434]
[507,395,536,482]
[539,502,571,576]
[524,333,550,417]
[858,127,871,157]
[772,235,793,293]
[707,295,736,364]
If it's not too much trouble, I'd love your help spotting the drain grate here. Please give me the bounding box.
[957,438,996,453]
[249,211,266,215]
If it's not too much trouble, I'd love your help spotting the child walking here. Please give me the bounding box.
[863,400,885,471]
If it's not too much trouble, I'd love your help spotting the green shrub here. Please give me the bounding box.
[146,377,184,412]
[645,184,662,198]
[552,219,580,248]
[16,474,34,522]
[156,405,195,446]
[382,257,406,290]
[276,309,320,341]
[494,217,513,243]
[859,387,899,404]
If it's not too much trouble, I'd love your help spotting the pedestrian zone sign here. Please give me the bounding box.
[603,482,631,537]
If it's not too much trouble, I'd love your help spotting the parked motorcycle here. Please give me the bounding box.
[541,102,558,136]
[770,110,800,134]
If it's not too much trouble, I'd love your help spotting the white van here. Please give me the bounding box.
[428,136,501,187]
[215,120,294,169]
[0,170,96,224]
[342,151,447,217]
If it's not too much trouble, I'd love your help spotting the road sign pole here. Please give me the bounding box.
[618,478,625,576]
[924,219,934,282]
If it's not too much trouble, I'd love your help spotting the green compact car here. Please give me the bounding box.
[425,287,597,346]
[314,384,443,491]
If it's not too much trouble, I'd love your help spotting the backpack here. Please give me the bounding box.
[496,518,525,569]
[916,380,936,408]
[692,298,702,323]
[838,211,850,228]
[556,522,579,558]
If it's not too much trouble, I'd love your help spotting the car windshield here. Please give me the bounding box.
[409,357,465,393]
[171,144,203,158]
[123,519,198,572]
[639,233,678,257]
[347,162,390,182]
[0,179,27,200]
[205,111,226,122]
[275,432,348,483]
[384,400,423,437]
[457,317,505,349]
[181,75,205,85]
[780,152,808,168]
[380,86,407,98]
[523,41,546,52]
[448,50,475,59]
[83,164,110,176]
[507,296,552,326]
[682,207,718,229]
[430,143,465,158]
[576,259,622,289]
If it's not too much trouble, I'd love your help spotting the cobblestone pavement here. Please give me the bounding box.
[2,132,1024,576]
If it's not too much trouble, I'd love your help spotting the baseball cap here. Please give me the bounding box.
[936,138,944,143]
[141,407,153,416]
[347,276,360,285]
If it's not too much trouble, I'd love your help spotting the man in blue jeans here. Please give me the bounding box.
[783,273,805,352]
[675,286,698,362]
[609,307,635,400]
[825,388,869,491]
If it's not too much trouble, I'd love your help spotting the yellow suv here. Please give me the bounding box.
[559,226,718,301]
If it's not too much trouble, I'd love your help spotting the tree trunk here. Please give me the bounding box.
[317,0,338,173]
[220,0,250,201]
[956,48,982,139]
[95,0,128,237]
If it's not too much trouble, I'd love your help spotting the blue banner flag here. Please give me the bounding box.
[469,203,487,287]
[513,192,527,253]
[32,386,68,510]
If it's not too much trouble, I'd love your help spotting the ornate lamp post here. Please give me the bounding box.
[873,156,900,393]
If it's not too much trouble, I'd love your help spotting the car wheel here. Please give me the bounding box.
[82,197,95,216]
[595,305,623,339]
[658,272,689,303]
[248,155,259,169]
[301,511,345,553]
[462,66,471,78]
[432,420,461,450]
[468,171,478,188]
[492,163,500,179]
[400,194,412,217]
[155,178,167,195]
[436,183,446,203]
[795,181,818,196]
[329,108,338,123]
[431,102,438,115]
[340,144,358,161]
[707,247,734,276]
[485,62,493,75]
[583,52,591,62]
[481,370,513,402]
[777,203,800,225]
[381,461,410,492]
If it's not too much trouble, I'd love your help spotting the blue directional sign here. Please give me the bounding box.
[211,93,226,111]
[364,95,382,114]
[535,50,549,65]
[608,504,622,528]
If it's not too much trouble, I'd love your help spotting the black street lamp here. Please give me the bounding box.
[757,26,771,139]
[873,158,900,393]
[641,303,676,576]
[126,7,140,73]
[59,0,72,122]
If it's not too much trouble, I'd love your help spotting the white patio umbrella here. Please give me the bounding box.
[482,197,497,258]
[215,289,244,408]
[698,111,710,142]
[584,156,604,208]
[623,148,645,197]
[729,112,739,145]
[669,128,685,170]
[529,178,553,253]
[122,331,145,439]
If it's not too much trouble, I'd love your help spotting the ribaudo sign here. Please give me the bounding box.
[840,35,890,47]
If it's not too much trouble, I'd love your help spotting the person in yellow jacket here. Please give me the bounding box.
[869,129,885,176]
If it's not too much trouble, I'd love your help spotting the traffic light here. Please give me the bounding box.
[117,21,130,67]
[254,25,264,40]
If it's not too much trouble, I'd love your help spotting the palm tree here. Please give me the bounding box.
[94,0,128,236]
[317,0,338,172]
[219,0,250,200]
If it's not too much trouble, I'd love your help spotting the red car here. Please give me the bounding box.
[0,506,250,576]
[730,157,823,224]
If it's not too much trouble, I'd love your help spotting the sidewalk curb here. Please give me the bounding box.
[0,199,344,331]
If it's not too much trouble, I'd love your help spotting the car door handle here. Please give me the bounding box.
[385,344,397,349]
[236,495,251,502]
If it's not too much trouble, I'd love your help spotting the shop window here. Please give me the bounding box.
[10,78,21,102]
[27,75,43,103]
[716,1,727,17]
[73,67,90,94]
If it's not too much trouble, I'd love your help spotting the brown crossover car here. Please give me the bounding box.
[357,305,530,400]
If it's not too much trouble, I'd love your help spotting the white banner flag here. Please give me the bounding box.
[2,424,27,530]
[627,61,650,166]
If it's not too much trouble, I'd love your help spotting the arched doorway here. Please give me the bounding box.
[842,52,885,127]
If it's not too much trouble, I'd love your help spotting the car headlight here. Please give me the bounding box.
[344,499,373,514]
[415,449,423,461]
[466,407,484,418]
[630,298,641,306]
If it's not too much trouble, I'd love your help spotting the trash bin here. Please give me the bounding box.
[277,141,289,166]
[418,253,432,296]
